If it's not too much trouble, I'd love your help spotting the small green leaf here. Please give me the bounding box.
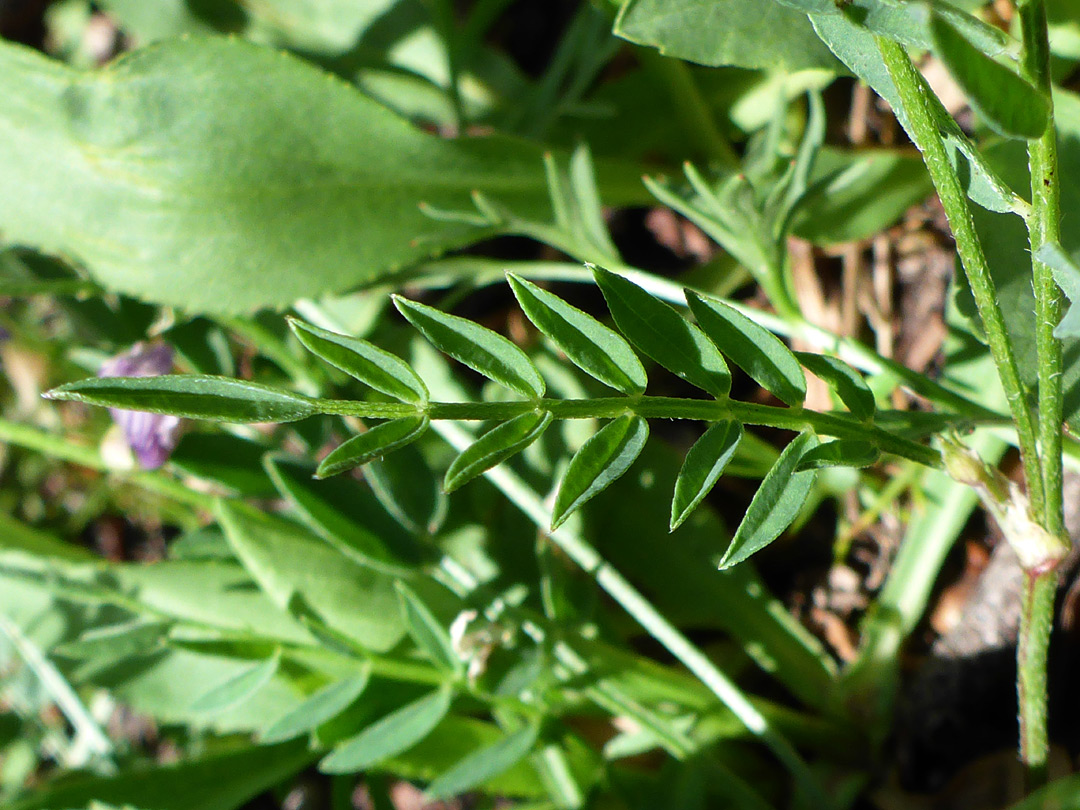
[319,688,453,773]
[393,296,545,399]
[794,352,876,421]
[261,670,371,743]
[719,431,819,570]
[592,266,730,397]
[396,582,462,675]
[288,318,427,405]
[44,375,317,423]
[1033,242,1080,338]
[552,414,649,530]
[57,620,169,661]
[425,725,540,801]
[190,651,280,713]
[929,11,1049,139]
[796,439,880,471]
[686,292,806,406]
[508,274,647,395]
[444,410,554,492]
[316,415,429,478]
[670,420,744,531]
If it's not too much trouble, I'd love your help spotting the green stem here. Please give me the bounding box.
[1020,0,1065,538]
[318,396,941,467]
[1018,569,1057,789]
[877,37,1046,521]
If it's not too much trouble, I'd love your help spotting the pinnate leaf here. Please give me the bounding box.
[444,410,554,493]
[190,651,281,713]
[425,725,540,800]
[686,292,806,406]
[796,439,880,471]
[552,414,649,530]
[794,352,876,421]
[393,296,545,399]
[929,10,1049,139]
[670,420,743,531]
[396,582,462,675]
[508,274,647,395]
[45,375,317,423]
[719,431,819,569]
[319,688,453,773]
[289,318,427,404]
[592,266,730,397]
[316,415,429,478]
[261,670,372,744]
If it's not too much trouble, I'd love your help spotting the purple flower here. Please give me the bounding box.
[98,342,181,470]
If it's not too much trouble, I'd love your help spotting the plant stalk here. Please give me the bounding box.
[877,37,1046,528]
[1018,0,1065,789]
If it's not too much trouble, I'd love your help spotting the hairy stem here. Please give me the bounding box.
[1018,569,1057,788]
[877,37,1046,527]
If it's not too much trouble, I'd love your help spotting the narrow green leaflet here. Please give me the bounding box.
[508,274,647,395]
[261,669,372,743]
[45,375,317,423]
[396,583,462,676]
[190,651,281,713]
[289,318,428,404]
[57,620,169,661]
[929,11,1049,139]
[425,725,541,801]
[592,266,730,398]
[444,410,554,492]
[794,352,876,421]
[796,439,880,470]
[1033,242,1080,338]
[367,445,449,536]
[551,414,650,530]
[393,296,545,399]
[670,420,744,531]
[719,431,820,570]
[686,292,806,406]
[319,688,453,773]
[316,415,429,478]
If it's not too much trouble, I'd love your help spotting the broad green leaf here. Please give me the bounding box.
[393,296,545,399]
[794,352,876,421]
[592,266,730,397]
[396,582,462,675]
[0,38,645,314]
[614,0,839,71]
[45,375,317,423]
[289,318,428,405]
[929,11,1049,139]
[670,420,744,531]
[686,292,806,406]
[264,455,425,573]
[217,501,406,652]
[319,688,453,773]
[261,670,372,743]
[4,740,312,810]
[444,410,554,492]
[552,414,650,530]
[316,415,430,478]
[190,651,281,713]
[425,725,540,800]
[1034,241,1080,338]
[367,444,449,536]
[508,274,647,395]
[719,431,820,569]
[796,439,880,470]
